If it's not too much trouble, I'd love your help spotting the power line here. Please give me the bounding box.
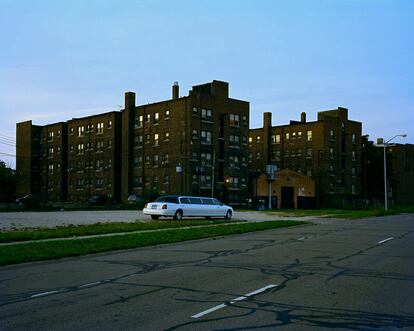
[0,151,16,157]
[0,134,16,143]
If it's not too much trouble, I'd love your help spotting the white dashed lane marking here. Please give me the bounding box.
[378,237,394,245]
[191,284,277,319]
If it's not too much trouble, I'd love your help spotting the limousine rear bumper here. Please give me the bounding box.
[143,208,175,217]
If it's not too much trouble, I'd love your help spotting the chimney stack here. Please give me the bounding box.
[263,112,272,127]
[172,81,179,100]
[301,112,306,123]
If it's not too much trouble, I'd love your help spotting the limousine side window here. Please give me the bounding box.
[189,197,202,204]
[179,197,190,204]
[213,198,222,205]
[201,198,214,205]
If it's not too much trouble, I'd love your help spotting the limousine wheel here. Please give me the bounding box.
[151,215,159,220]
[174,210,183,221]
[225,210,232,219]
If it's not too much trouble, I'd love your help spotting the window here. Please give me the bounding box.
[201,108,212,121]
[57,162,61,170]
[242,136,247,145]
[108,139,112,148]
[298,131,302,139]
[330,148,334,159]
[165,110,170,119]
[164,131,170,140]
[164,175,169,184]
[192,129,198,139]
[229,177,239,188]
[249,136,253,143]
[108,120,112,129]
[271,134,281,144]
[307,130,313,141]
[229,135,239,147]
[146,134,150,143]
[96,122,104,134]
[229,114,240,127]
[96,160,104,170]
[192,107,198,115]
[330,130,335,140]
[135,115,143,128]
[77,143,84,155]
[154,133,159,146]
[145,155,150,164]
[163,153,169,164]
[47,131,54,141]
[70,127,74,135]
[352,167,356,176]
[201,152,212,165]
[77,126,84,137]
[201,130,212,144]
[48,147,54,157]
[352,151,356,161]
[154,112,159,124]
[256,152,261,159]
[146,114,151,123]
[96,140,104,152]
[133,156,142,168]
[242,115,248,125]
[256,136,261,143]
[153,176,159,187]
[70,145,74,152]
[352,133,356,144]
[200,175,212,188]
[153,154,159,164]
[285,132,290,140]
[76,178,84,190]
[306,148,312,158]
[191,152,198,161]
[292,132,297,139]
[96,178,103,189]
[134,135,143,147]
[48,164,54,174]
[133,176,142,187]
[306,167,312,177]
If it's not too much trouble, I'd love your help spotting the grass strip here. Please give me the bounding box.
[265,206,414,219]
[0,219,242,243]
[0,220,307,266]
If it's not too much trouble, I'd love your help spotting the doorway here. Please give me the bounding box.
[281,186,294,209]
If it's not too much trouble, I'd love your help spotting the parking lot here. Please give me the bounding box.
[0,210,314,230]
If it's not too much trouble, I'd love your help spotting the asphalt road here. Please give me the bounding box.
[1,214,413,330]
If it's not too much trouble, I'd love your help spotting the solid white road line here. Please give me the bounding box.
[30,290,59,298]
[378,237,394,244]
[191,284,277,319]
[298,237,305,241]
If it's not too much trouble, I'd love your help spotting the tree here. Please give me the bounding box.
[0,160,16,202]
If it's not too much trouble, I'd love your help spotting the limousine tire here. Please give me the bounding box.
[225,210,232,219]
[151,215,159,220]
[174,210,183,221]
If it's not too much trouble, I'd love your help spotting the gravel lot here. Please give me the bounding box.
[0,210,315,230]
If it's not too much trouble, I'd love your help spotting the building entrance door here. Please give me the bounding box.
[281,186,294,209]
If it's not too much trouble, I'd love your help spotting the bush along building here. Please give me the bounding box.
[249,108,362,208]
[16,80,250,204]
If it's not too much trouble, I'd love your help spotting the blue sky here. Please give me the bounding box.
[1,0,413,168]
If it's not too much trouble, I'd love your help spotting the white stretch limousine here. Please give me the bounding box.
[143,195,233,220]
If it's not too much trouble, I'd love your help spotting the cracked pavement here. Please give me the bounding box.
[1,214,413,330]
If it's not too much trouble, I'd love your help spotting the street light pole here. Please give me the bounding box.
[379,134,407,211]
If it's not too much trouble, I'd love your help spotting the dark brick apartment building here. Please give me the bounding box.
[249,107,362,206]
[16,80,250,204]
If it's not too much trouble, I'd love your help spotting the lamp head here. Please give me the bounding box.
[401,134,407,137]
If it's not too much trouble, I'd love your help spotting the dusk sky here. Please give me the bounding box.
[1,0,413,168]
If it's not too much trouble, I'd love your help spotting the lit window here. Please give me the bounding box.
[229,114,240,127]
[285,132,290,140]
[154,112,159,124]
[307,130,313,141]
[201,130,212,144]
[165,110,170,119]
[77,126,84,137]
[96,122,104,134]
[154,133,159,146]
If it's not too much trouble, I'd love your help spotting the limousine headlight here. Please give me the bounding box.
[162,204,167,209]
